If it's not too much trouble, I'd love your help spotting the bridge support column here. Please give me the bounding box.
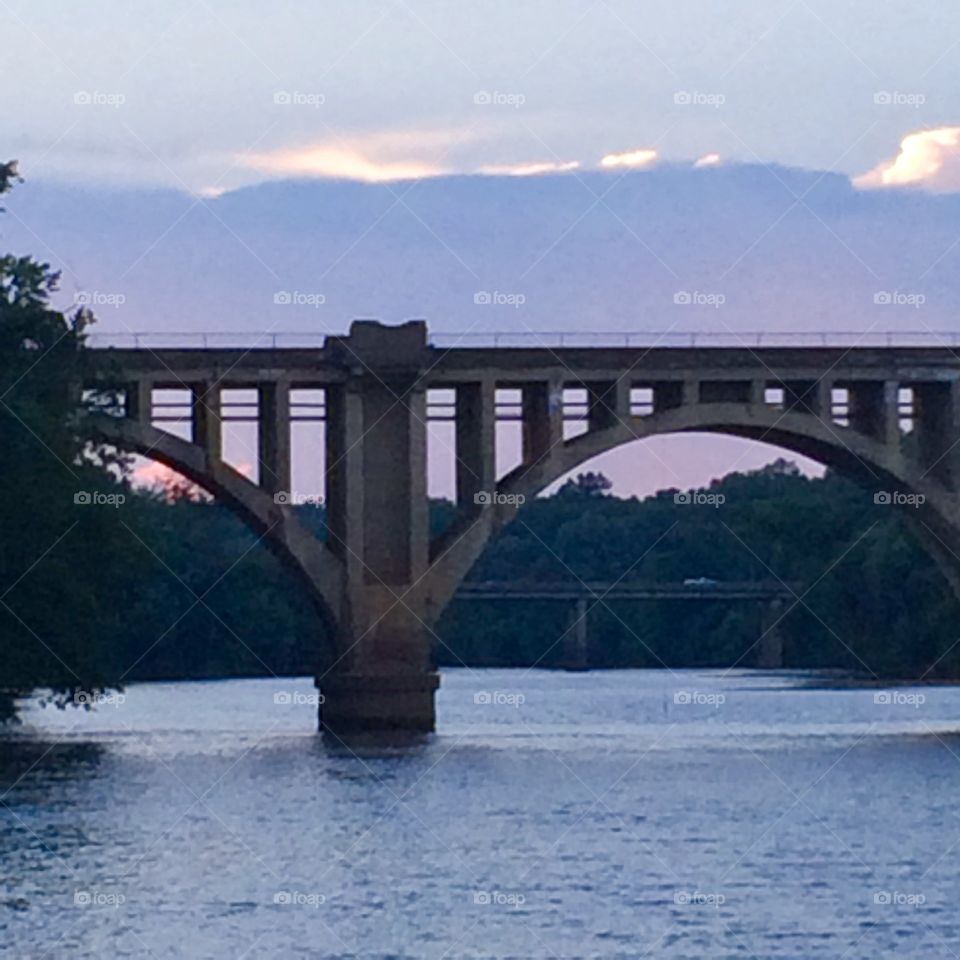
[914,381,958,484]
[755,597,785,669]
[191,382,221,463]
[456,381,496,512]
[125,379,152,424]
[521,378,564,465]
[257,382,291,496]
[560,596,590,671]
[319,321,439,735]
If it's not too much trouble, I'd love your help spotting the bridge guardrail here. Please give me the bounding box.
[84,330,960,350]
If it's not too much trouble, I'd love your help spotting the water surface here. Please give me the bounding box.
[2,669,959,958]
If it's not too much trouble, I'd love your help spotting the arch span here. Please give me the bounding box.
[422,403,960,620]
[89,416,345,642]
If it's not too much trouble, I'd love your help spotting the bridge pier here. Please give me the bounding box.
[755,597,785,669]
[318,322,440,734]
[559,596,590,671]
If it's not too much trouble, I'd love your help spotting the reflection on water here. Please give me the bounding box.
[2,669,960,958]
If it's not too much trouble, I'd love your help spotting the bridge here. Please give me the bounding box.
[454,580,797,671]
[82,320,960,733]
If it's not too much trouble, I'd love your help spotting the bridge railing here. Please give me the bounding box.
[83,330,960,350]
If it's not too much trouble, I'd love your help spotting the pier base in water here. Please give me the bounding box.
[318,672,441,735]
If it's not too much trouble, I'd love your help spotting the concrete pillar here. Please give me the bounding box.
[682,379,699,406]
[455,381,496,511]
[755,598,785,669]
[883,380,902,451]
[319,321,439,734]
[586,380,620,431]
[815,379,833,424]
[749,379,766,406]
[125,379,152,424]
[914,381,955,484]
[191,382,221,461]
[521,378,563,465]
[847,381,887,441]
[257,381,291,496]
[561,596,590,671]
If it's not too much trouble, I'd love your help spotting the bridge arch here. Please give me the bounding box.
[89,417,345,645]
[422,403,960,621]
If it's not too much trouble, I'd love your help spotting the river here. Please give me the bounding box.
[2,668,959,958]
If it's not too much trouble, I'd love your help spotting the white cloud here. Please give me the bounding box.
[694,152,721,168]
[854,127,960,192]
[599,148,658,169]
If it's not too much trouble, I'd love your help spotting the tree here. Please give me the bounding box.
[0,161,126,719]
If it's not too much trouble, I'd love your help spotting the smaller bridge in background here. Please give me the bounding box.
[455,580,797,670]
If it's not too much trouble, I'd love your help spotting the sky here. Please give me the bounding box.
[4,0,960,194]
[5,0,960,498]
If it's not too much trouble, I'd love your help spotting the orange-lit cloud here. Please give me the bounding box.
[600,148,658,170]
[478,160,580,177]
[854,127,960,191]
[695,152,721,168]
[241,129,470,183]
